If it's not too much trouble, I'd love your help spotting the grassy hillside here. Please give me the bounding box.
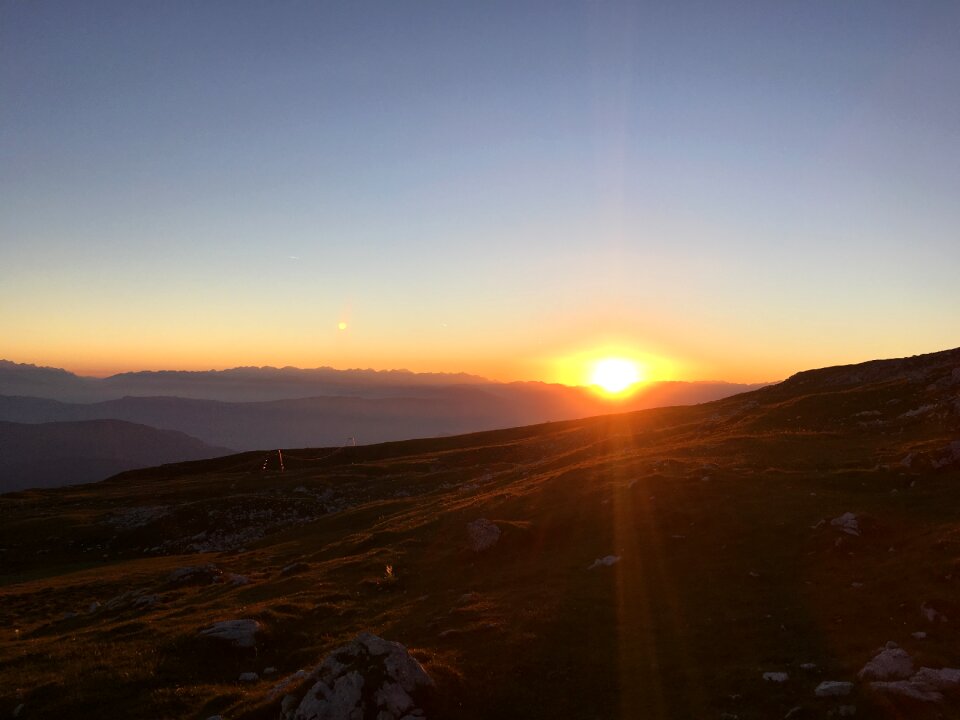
[1,349,959,719]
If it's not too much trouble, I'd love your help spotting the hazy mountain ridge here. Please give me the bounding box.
[0,419,232,493]
[0,381,765,453]
[0,361,490,403]
[2,348,959,718]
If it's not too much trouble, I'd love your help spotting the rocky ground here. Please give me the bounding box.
[2,348,960,719]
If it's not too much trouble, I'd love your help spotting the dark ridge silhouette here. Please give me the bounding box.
[0,419,233,492]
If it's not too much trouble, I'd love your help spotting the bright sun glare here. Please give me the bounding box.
[589,357,643,395]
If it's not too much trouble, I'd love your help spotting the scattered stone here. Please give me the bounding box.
[815,681,853,697]
[12,704,24,718]
[88,601,100,614]
[858,645,913,681]
[205,716,223,720]
[289,633,432,720]
[800,663,817,671]
[763,672,789,683]
[588,555,620,570]
[228,573,250,586]
[133,594,160,608]
[466,518,500,552]
[264,666,278,675]
[830,513,860,536]
[784,706,803,719]
[239,671,259,683]
[911,631,927,640]
[198,619,261,648]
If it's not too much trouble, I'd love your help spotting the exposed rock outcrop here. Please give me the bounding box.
[288,632,433,720]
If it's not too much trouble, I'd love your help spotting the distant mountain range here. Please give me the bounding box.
[0,360,489,403]
[0,360,768,491]
[0,419,232,492]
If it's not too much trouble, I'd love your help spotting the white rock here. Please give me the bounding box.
[815,681,853,697]
[198,619,261,648]
[293,633,432,720]
[858,646,913,681]
[831,512,860,536]
[800,663,817,670]
[911,631,927,640]
[589,555,621,570]
[762,672,789,683]
[239,671,259,683]
[466,518,501,552]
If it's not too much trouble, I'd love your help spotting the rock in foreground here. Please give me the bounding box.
[290,632,433,720]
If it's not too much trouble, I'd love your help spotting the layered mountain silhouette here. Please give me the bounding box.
[0,361,765,490]
[1,347,958,719]
[0,420,232,492]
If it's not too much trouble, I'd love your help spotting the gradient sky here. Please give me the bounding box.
[2,1,958,384]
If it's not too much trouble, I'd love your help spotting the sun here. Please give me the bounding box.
[589,357,643,395]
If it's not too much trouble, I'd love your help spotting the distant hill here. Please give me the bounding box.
[0,419,233,492]
[1,347,958,719]
[0,380,766,451]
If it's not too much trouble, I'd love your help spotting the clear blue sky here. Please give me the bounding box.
[2,1,958,382]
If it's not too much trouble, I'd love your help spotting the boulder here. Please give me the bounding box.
[858,646,913,681]
[466,519,500,552]
[290,633,432,720]
[198,619,261,648]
